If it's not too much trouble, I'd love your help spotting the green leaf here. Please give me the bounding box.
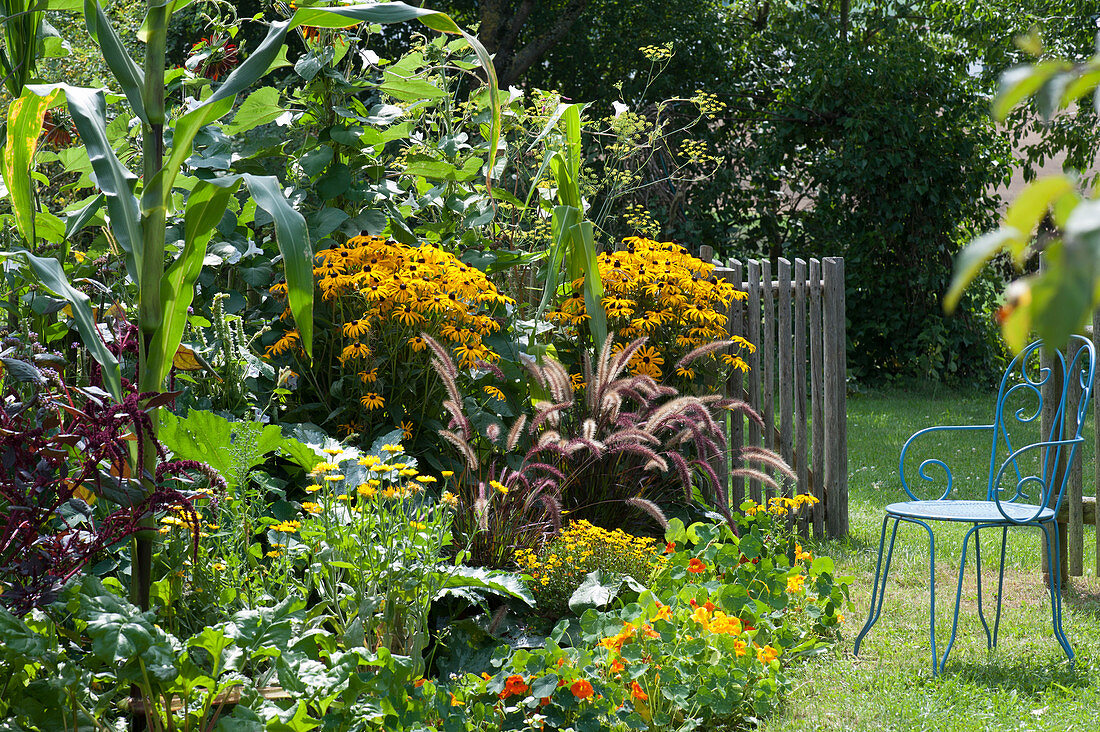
[63,193,104,239]
[1031,235,1096,350]
[567,570,644,614]
[242,174,313,359]
[223,87,285,135]
[945,228,1017,313]
[403,154,458,180]
[158,410,285,491]
[1004,176,1075,262]
[0,357,45,384]
[0,604,45,657]
[573,220,607,352]
[994,61,1072,121]
[380,73,446,101]
[29,84,144,281]
[436,565,535,607]
[2,88,64,244]
[0,250,121,400]
[148,178,242,389]
[810,556,835,576]
[83,0,146,123]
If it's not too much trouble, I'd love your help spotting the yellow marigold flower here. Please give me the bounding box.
[323,474,345,481]
[490,480,508,495]
[271,520,301,533]
[441,470,454,478]
[337,494,352,501]
[400,468,418,477]
[357,483,377,497]
[305,483,323,493]
[322,448,343,456]
[360,392,385,410]
[359,455,381,466]
[757,645,779,664]
[382,443,403,453]
[266,550,282,558]
[310,461,339,475]
[416,475,436,483]
[441,491,459,508]
[302,502,322,514]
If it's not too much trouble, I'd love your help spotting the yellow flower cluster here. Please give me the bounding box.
[743,493,820,518]
[546,237,753,384]
[265,235,513,418]
[514,520,663,613]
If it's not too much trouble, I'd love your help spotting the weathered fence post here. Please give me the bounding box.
[822,257,848,539]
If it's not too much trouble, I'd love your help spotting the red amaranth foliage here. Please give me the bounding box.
[0,360,221,614]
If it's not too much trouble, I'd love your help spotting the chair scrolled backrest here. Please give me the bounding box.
[989,335,1096,522]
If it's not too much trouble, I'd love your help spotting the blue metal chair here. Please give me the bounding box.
[853,336,1095,675]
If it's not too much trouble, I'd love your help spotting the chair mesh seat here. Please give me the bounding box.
[886,499,1054,523]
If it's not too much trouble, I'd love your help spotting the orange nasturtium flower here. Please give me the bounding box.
[630,681,649,701]
[500,674,529,700]
[757,645,779,664]
[687,557,707,573]
[570,679,594,700]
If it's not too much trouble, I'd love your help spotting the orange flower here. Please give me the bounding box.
[413,678,425,688]
[499,674,529,700]
[630,681,649,701]
[664,541,676,554]
[757,644,779,664]
[570,679,594,700]
[609,659,625,673]
[687,557,707,573]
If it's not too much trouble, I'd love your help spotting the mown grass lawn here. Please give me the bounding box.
[762,385,1100,731]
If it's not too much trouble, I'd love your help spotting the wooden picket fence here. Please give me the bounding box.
[700,248,849,539]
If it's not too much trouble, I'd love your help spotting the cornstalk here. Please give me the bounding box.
[132,2,169,611]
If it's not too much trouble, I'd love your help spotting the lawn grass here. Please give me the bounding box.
[761,385,1100,731]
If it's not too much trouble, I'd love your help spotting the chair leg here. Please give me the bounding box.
[991,526,1008,649]
[854,516,899,657]
[942,524,982,674]
[1042,522,1074,666]
[974,526,993,650]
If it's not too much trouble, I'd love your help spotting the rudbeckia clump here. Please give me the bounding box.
[545,236,754,389]
[514,520,664,615]
[266,235,514,437]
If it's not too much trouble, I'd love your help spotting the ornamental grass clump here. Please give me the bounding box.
[522,336,792,533]
[265,234,513,439]
[545,236,754,390]
[427,332,792,552]
[514,519,664,615]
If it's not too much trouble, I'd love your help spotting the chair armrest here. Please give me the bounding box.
[899,424,994,501]
[991,436,1085,524]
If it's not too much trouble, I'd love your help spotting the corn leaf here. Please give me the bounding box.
[82,0,146,123]
[0,250,121,401]
[1,87,62,244]
[147,178,242,389]
[242,174,314,360]
[29,84,143,281]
